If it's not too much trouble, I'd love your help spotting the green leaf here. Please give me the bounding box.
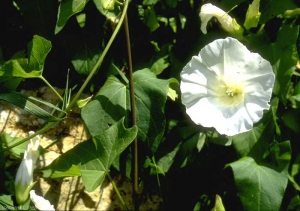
[42,118,138,192]
[27,35,52,72]
[282,109,300,133]
[92,0,120,20]
[229,141,291,211]
[0,133,28,158]
[0,36,51,85]
[289,154,300,191]
[81,69,169,153]
[0,194,15,210]
[244,0,261,30]
[211,194,226,211]
[150,44,171,75]
[101,0,115,10]
[76,13,86,28]
[259,0,298,24]
[144,6,160,32]
[0,92,63,122]
[156,126,204,172]
[70,34,102,75]
[232,110,274,157]
[55,0,89,34]
[266,25,299,105]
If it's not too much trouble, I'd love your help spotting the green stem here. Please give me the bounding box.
[39,76,64,102]
[2,121,57,152]
[107,173,129,211]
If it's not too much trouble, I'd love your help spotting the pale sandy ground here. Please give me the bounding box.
[0,86,162,210]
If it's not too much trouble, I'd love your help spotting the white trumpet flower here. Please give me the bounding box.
[15,131,40,204]
[180,37,275,136]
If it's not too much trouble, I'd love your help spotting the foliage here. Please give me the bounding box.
[1,0,300,210]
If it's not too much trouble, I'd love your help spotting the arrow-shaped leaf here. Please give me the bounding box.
[42,118,137,192]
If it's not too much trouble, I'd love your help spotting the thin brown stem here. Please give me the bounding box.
[124,12,139,209]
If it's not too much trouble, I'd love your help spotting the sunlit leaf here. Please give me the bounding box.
[0,36,51,91]
[92,0,120,20]
[42,118,137,192]
[0,195,15,210]
[211,194,226,211]
[0,92,63,122]
[81,69,169,153]
[55,0,89,34]
[244,0,261,30]
[76,13,86,28]
[101,0,115,10]
[229,141,291,211]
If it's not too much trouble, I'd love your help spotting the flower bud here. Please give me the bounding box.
[200,3,244,39]
[15,131,40,205]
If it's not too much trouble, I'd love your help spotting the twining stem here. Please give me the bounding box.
[123,11,139,206]
[107,173,129,211]
[2,0,130,152]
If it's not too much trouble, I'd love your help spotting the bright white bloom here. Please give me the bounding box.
[15,131,40,204]
[200,3,243,38]
[30,190,55,211]
[180,37,275,136]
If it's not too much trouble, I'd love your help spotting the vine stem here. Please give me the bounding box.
[124,12,139,210]
[2,0,130,152]
[107,173,129,211]
[39,76,63,102]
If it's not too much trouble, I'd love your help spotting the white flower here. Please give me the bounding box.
[15,131,40,204]
[180,37,275,136]
[200,3,243,38]
[30,190,55,211]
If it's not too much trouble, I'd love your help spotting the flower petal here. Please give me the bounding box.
[30,190,55,211]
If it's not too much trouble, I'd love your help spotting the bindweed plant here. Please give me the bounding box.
[0,0,300,210]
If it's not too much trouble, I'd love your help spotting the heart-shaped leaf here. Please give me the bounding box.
[229,141,291,211]
[81,68,169,153]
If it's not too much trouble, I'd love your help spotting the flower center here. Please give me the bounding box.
[225,86,242,97]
